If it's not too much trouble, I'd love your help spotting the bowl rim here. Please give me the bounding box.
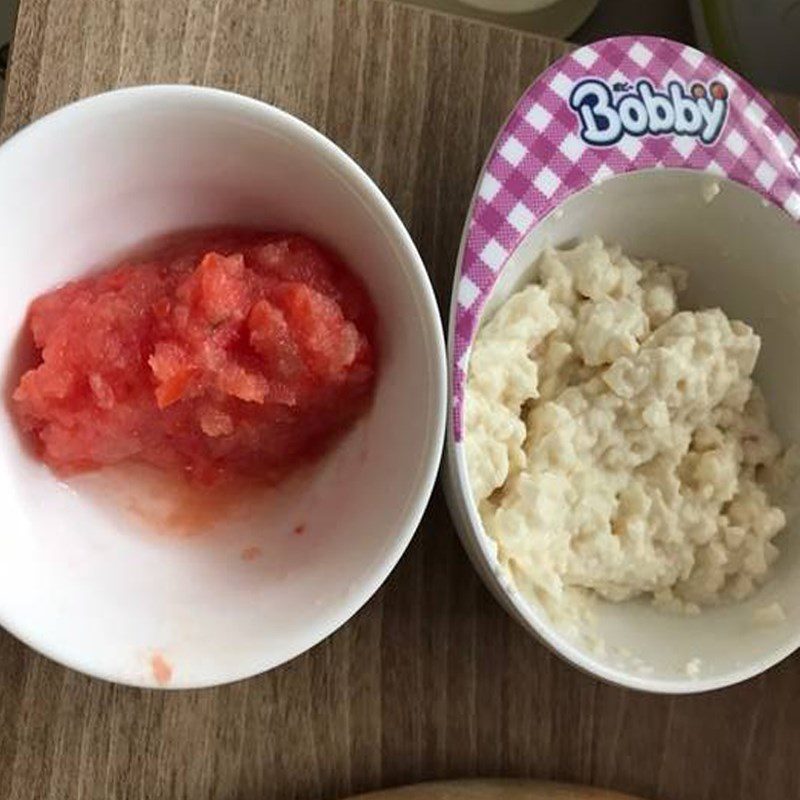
[0,84,448,689]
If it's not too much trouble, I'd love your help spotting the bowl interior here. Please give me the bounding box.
[463,168,800,690]
[0,87,445,687]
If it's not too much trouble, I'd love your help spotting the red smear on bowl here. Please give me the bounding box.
[151,652,173,685]
[293,523,306,536]
[118,465,247,535]
[241,545,262,561]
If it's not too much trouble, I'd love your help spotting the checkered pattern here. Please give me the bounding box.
[452,35,800,440]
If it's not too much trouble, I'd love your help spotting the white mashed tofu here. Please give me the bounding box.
[465,237,788,620]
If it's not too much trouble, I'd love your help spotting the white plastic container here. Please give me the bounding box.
[0,86,447,688]
[444,36,800,692]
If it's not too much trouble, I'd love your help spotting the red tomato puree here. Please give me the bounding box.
[13,231,377,484]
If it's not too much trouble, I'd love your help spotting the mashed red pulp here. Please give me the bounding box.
[13,232,377,484]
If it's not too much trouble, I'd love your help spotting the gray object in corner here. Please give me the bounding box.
[691,0,800,93]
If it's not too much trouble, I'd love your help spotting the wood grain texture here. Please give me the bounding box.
[2,1,800,799]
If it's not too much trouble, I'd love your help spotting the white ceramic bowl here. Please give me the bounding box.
[0,86,446,688]
[446,169,800,693]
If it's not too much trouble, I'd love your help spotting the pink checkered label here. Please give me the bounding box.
[451,35,800,440]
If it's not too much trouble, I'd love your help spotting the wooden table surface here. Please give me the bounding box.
[2,2,800,799]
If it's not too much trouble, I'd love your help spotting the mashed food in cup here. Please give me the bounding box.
[465,237,789,618]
